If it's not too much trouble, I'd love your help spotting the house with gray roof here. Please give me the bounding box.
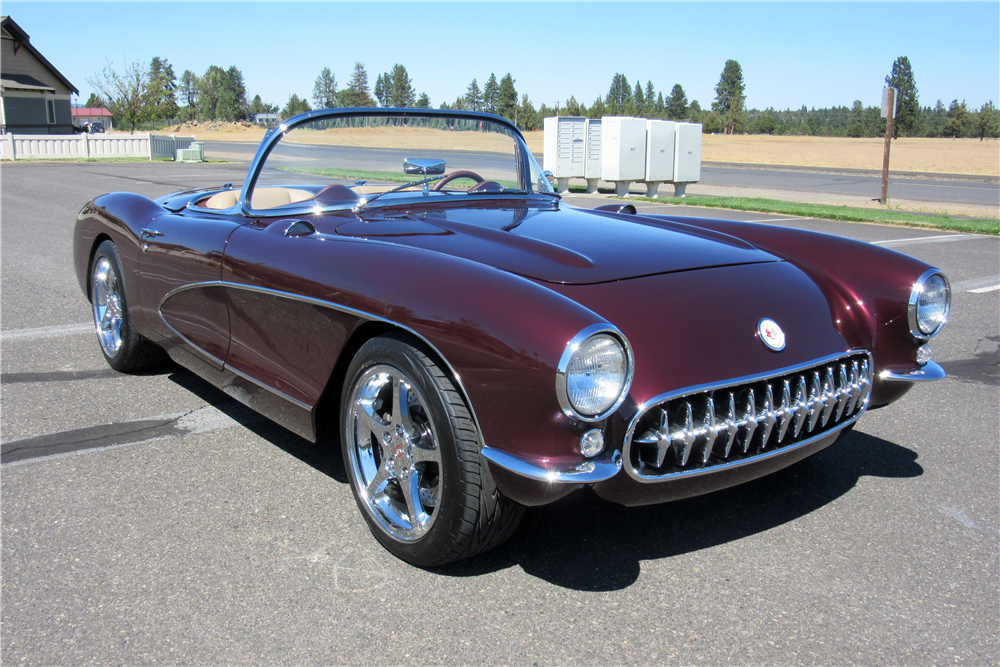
[1,16,79,134]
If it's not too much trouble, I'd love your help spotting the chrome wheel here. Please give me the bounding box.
[92,255,124,358]
[345,364,442,541]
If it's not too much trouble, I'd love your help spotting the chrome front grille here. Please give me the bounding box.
[626,352,872,480]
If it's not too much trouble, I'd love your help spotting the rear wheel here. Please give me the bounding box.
[341,334,524,566]
[89,240,165,372]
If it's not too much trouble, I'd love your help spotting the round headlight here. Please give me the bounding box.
[908,270,951,339]
[557,326,634,422]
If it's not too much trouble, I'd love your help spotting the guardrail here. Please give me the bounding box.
[0,133,196,160]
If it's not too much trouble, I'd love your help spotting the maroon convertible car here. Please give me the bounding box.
[74,108,951,566]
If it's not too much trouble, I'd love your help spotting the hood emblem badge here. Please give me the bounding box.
[758,318,786,351]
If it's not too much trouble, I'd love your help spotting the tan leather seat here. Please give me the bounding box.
[203,187,315,210]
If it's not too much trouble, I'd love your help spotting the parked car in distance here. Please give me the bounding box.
[73,108,951,566]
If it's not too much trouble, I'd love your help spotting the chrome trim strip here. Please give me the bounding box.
[555,323,635,423]
[879,360,946,382]
[224,362,312,412]
[481,446,623,483]
[623,350,874,483]
[907,268,951,340]
[158,280,488,447]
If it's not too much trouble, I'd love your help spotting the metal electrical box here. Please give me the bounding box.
[600,117,646,182]
[543,116,586,178]
[674,122,702,182]
[584,118,601,179]
[645,119,676,182]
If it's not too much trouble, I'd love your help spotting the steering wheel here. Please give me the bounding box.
[430,170,486,191]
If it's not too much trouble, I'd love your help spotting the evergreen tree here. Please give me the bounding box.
[497,73,517,122]
[84,93,105,108]
[178,69,199,119]
[565,96,581,116]
[712,59,746,134]
[977,102,1000,141]
[347,62,374,107]
[885,56,921,138]
[946,100,970,138]
[633,80,644,112]
[688,99,703,123]
[605,73,631,114]
[373,74,387,107]
[656,92,665,115]
[666,84,688,120]
[282,93,311,118]
[517,93,537,130]
[313,67,339,109]
[249,95,278,115]
[464,78,483,111]
[147,57,178,120]
[644,80,656,116]
[587,95,606,119]
[415,92,431,108]
[388,64,415,107]
[214,66,248,121]
[483,73,499,114]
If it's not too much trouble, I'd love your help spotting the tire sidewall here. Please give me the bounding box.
[340,336,467,567]
[90,241,134,370]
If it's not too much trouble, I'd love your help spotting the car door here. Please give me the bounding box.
[138,212,245,370]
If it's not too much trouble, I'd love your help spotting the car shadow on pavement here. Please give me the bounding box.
[437,430,923,591]
[167,367,347,483]
[166,368,922,592]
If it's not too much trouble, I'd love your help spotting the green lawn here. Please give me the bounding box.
[578,190,999,235]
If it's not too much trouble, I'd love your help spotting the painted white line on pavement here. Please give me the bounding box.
[874,234,985,247]
[951,276,1000,293]
[1,323,93,342]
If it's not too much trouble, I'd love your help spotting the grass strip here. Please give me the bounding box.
[278,166,518,190]
[569,188,998,235]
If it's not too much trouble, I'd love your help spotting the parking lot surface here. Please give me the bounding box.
[2,161,997,665]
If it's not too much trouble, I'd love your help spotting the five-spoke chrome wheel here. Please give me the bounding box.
[92,255,124,358]
[345,364,441,541]
[340,335,524,566]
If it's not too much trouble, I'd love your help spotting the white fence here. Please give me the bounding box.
[0,133,196,160]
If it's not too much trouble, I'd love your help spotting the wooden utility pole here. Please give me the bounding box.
[881,87,896,206]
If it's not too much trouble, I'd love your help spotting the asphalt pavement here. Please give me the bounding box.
[1,161,998,665]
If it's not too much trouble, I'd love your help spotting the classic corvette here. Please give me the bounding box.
[74,108,951,566]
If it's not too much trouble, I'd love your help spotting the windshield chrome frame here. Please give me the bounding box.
[233,107,553,219]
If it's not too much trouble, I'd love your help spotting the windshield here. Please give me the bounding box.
[244,111,553,213]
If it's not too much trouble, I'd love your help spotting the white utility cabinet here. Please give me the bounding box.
[600,116,647,195]
[584,118,602,193]
[672,122,703,196]
[543,116,586,193]
[643,119,676,197]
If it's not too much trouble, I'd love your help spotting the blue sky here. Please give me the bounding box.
[6,2,999,112]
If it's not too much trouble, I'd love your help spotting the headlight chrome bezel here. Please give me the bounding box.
[556,324,635,423]
[907,269,951,340]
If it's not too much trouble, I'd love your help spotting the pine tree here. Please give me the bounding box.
[633,80,644,112]
[712,60,746,134]
[282,93,311,118]
[946,100,970,138]
[464,79,483,111]
[885,56,921,138]
[373,74,387,107]
[147,57,178,120]
[388,64,415,108]
[977,101,1000,141]
[84,93,105,109]
[497,73,517,122]
[605,73,631,115]
[313,67,339,109]
[483,73,499,114]
[666,84,688,120]
[644,80,656,116]
[415,92,431,108]
[347,62,374,107]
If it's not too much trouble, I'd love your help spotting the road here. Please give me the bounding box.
[204,140,1000,210]
[1,161,997,665]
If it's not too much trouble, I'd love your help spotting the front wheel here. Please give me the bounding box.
[89,240,165,372]
[341,334,524,566]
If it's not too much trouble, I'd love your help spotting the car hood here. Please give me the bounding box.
[335,203,777,284]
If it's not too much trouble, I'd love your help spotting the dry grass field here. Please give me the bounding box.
[162,121,998,177]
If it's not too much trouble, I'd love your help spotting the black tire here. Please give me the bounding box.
[89,240,166,372]
[340,334,524,567]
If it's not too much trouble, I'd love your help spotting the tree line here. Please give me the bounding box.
[86,55,999,141]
